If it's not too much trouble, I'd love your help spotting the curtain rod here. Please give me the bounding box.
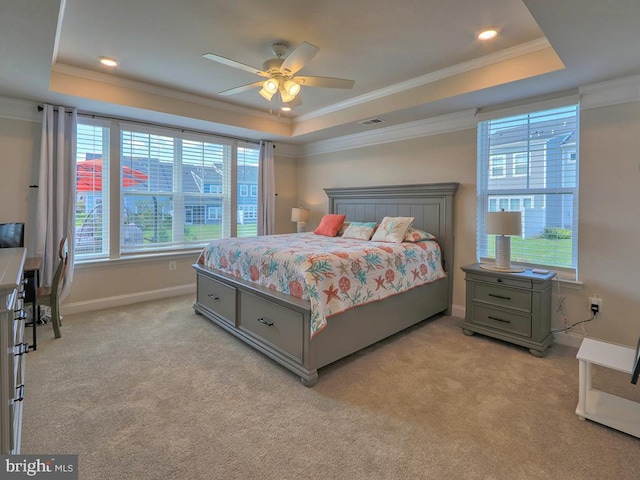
[36,104,265,146]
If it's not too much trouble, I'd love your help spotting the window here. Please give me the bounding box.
[489,155,506,178]
[75,118,260,260]
[477,104,579,276]
[513,152,528,177]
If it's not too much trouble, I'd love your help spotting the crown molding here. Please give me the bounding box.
[0,96,41,122]
[300,109,477,157]
[296,38,551,123]
[579,74,640,110]
[52,63,289,124]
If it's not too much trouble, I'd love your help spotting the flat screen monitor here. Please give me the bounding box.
[0,222,25,248]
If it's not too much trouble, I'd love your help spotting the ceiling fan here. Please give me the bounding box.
[203,42,355,110]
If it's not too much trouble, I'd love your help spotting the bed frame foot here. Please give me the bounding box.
[300,371,318,387]
[462,328,475,336]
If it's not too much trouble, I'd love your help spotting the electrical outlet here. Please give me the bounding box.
[589,295,602,314]
[169,261,176,271]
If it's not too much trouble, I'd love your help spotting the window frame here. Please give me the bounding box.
[477,103,580,279]
[74,117,260,263]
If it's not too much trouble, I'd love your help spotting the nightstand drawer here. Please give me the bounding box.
[466,271,532,289]
[472,283,531,313]
[471,304,531,337]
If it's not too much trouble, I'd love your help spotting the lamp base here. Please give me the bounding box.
[483,235,524,272]
[296,222,306,233]
[479,263,525,273]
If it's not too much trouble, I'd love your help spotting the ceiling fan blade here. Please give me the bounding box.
[218,81,263,96]
[202,53,269,77]
[293,76,355,89]
[280,42,319,75]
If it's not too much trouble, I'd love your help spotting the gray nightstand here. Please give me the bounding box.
[461,263,556,357]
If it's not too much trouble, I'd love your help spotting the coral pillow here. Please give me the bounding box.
[314,214,346,237]
[371,216,415,243]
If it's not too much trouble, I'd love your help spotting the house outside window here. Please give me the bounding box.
[489,155,506,178]
[75,119,260,260]
[477,104,579,277]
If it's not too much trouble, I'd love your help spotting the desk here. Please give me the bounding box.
[23,256,40,351]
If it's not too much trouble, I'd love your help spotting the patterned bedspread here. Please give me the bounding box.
[197,233,446,337]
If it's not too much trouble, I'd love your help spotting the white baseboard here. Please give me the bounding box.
[61,284,196,316]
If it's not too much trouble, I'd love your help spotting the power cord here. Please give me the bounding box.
[541,311,598,343]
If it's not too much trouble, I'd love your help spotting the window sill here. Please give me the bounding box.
[74,249,202,269]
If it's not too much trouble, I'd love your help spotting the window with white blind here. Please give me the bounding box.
[477,103,579,277]
[75,118,260,260]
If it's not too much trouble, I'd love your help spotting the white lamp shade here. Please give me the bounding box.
[291,207,310,223]
[486,211,521,236]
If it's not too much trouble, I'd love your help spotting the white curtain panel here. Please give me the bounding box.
[35,104,77,300]
[257,140,276,235]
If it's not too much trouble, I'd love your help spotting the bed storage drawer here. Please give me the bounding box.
[239,291,303,362]
[197,275,236,324]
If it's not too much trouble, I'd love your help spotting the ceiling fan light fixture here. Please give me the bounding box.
[259,86,275,101]
[279,86,296,103]
[283,79,300,96]
[281,106,292,112]
[263,78,279,94]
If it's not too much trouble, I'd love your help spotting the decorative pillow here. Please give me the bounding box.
[314,214,346,237]
[342,222,377,240]
[337,222,350,236]
[403,227,436,242]
[371,216,415,243]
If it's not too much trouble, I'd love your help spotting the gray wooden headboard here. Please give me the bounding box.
[324,182,460,303]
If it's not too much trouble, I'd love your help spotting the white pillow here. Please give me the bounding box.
[342,222,377,240]
[371,216,415,243]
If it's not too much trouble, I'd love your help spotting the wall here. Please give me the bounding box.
[0,116,40,244]
[296,100,640,347]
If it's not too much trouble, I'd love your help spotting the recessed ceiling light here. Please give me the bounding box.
[478,29,499,41]
[99,56,119,67]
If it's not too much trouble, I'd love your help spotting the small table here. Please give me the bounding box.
[576,338,640,438]
[23,256,41,351]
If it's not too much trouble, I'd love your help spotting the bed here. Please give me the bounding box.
[193,182,459,386]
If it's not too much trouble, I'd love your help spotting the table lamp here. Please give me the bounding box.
[482,210,523,272]
[291,207,310,233]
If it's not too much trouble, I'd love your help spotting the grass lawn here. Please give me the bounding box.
[488,236,573,268]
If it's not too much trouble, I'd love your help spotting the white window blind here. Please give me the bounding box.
[477,104,579,275]
[75,120,111,258]
[75,117,260,260]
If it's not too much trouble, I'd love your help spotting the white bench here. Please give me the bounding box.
[576,338,640,438]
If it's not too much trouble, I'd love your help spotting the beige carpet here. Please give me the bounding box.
[21,295,640,479]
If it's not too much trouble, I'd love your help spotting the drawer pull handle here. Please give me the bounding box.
[207,294,221,301]
[488,316,510,324]
[488,293,511,300]
[257,317,274,327]
[14,343,29,356]
[15,384,24,402]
